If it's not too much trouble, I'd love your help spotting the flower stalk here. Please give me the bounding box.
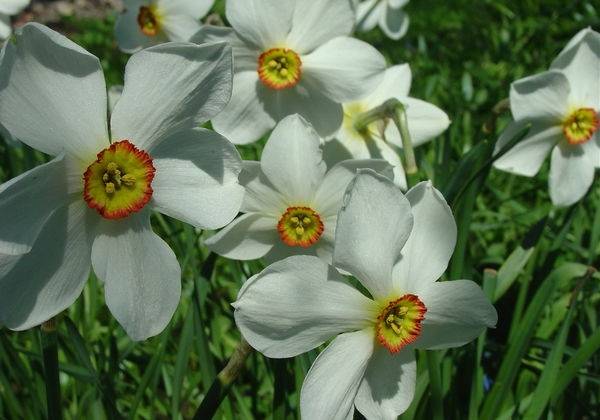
[193,338,254,419]
[40,318,62,420]
[353,98,419,179]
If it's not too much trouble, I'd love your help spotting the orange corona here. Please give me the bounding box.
[83,140,155,219]
[562,107,599,145]
[258,48,302,90]
[375,294,427,353]
[277,206,324,247]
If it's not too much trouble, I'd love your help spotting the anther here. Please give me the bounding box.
[105,182,116,194]
[121,174,136,186]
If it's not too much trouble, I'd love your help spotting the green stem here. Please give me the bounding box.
[272,359,290,420]
[354,98,418,182]
[40,319,62,420]
[425,351,444,420]
[193,339,253,419]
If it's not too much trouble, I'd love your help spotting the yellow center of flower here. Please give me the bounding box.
[375,294,427,353]
[258,48,302,90]
[343,102,380,141]
[83,140,155,220]
[562,107,599,145]
[137,5,162,36]
[277,206,324,247]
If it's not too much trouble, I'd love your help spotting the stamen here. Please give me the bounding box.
[376,294,426,353]
[258,48,302,90]
[277,206,324,247]
[562,108,600,145]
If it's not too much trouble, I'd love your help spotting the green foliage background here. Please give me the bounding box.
[0,0,599,419]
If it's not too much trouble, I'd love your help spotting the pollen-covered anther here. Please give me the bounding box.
[258,48,302,90]
[277,206,324,247]
[83,140,155,220]
[562,107,600,145]
[376,294,427,353]
[137,5,161,36]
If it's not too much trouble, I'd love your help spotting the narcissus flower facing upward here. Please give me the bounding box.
[192,0,386,145]
[233,171,497,419]
[0,24,244,340]
[205,114,393,264]
[494,28,600,207]
[326,64,450,189]
[0,0,29,39]
[354,0,410,40]
[115,0,215,53]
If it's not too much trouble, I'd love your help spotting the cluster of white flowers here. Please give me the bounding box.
[1,0,596,417]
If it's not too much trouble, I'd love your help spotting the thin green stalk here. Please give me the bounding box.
[40,319,62,420]
[193,339,253,419]
[425,351,444,420]
[354,98,419,185]
[272,359,290,420]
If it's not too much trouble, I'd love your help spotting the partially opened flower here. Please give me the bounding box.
[325,64,450,189]
[494,28,600,207]
[116,0,215,53]
[354,0,409,40]
[0,24,244,340]
[234,170,497,419]
[0,0,29,39]
[192,0,386,145]
[205,114,392,264]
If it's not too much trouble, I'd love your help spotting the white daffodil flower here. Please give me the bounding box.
[205,114,393,264]
[115,0,215,53]
[192,0,387,145]
[0,0,29,39]
[234,170,497,419]
[326,64,450,189]
[0,24,244,341]
[354,0,409,40]
[494,28,600,207]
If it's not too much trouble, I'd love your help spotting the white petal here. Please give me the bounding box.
[111,42,233,150]
[414,280,497,349]
[158,0,214,18]
[91,213,181,341]
[549,142,595,207]
[356,0,383,32]
[0,23,108,162]
[301,329,374,420]
[0,201,94,330]
[107,85,123,115]
[287,0,354,54]
[115,1,160,54]
[150,128,243,229]
[239,161,288,215]
[190,26,258,72]
[263,238,318,263]
[303,37,386,103]
[161,14,202,42]
[493,121,561,177]
[314,159,393,217]
[365,64,412,108]
[0,0,28,15]
[371,137,408,189]
[551,28,600,108]
[384,97,450,148]
[388,0,410,8]
[211,71,275,145]
[234,255,375,358]
[334,170,413,299]
[379,5,409,40]
[264,84,344,140]
[355,348,416,420]
[0,156,72,255]
[392,182,456,292]
[205,213,278,260]
[225,0,294,49]
[260,115,326,204]
[509,70,570,122]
